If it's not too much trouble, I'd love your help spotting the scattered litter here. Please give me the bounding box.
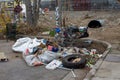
[98,19,105,25]
[98,54,102,58]
[41,31,50,35]
[71,69,77,78]
[38,51,60,63]
[84,40,93,44]
[45,60,62,70]
[61,52,68,57]
[73,47,80,53]
[90,49,97,55]
[80,48,90,55]
[23,48,43,66]
[86,49,100,68]
[15,55,19,58]
[0,52,8,62]
[86,62,93,68]
[79,26,87,33]
[47,45,53,51]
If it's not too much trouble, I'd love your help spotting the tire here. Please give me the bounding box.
[62,54,86,69]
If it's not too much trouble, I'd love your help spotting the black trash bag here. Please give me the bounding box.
[62,54,86,69]
[66,26,79,36]
[79,31,89,38]
[66,26,89,38]
[88,20,102,28]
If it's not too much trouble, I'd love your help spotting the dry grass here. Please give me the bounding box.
[17,23,50,35]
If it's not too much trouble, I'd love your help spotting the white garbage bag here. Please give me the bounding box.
[23,49,59,66]
[38,51,59,63]
[23,55,43,66]
[23,48,42,66]
[12,37,42,52]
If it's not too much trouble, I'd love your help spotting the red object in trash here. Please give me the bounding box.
[44,8,49,12]
[47,45,53,51]
[25,48,29,55]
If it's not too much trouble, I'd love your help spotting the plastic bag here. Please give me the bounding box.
[23,49,43,66]
[24,55,43,66]
[45,60,62,70]
[12,37,44,52]
[38,51,59,63]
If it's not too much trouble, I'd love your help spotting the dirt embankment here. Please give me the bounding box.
[47,11,120,43]
[1,11,120,45]
[38,11,120,44]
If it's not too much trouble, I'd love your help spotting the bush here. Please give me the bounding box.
[17,23,49,35]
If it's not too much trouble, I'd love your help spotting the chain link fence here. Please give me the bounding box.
[42,0,120,11]
[61,0,120,11]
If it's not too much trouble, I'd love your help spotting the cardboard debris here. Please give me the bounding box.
[45,60,62,70]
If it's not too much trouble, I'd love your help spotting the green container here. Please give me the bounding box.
[49,30,55,37]
[79,27,87,33]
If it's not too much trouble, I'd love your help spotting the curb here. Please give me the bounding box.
[83,38,112,80]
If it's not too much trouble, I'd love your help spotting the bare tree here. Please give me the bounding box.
[25,0,41,27]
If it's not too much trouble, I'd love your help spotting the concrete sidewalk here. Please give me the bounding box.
[0,40,90,80]
[0,40,69,80]
[92,43,120,80]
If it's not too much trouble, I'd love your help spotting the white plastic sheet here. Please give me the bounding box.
[38,51,59,63]
[45,60,62,70]
[23,49,60,66]
[22,47,42,66]
[12,37,42,52]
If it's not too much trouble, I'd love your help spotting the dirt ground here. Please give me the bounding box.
[1,11,120,46]
[69,11,120,44]
[38,11,120,44]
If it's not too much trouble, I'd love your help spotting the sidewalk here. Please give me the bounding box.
[91,43,120,80]
[0,40,69,80]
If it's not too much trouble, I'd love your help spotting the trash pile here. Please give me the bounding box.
[12,36,103,70]
[53,26,89,47]
[12,21,104,69]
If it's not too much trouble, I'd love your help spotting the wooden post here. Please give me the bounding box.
[56,0,62,27]
[58,0,62,27]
